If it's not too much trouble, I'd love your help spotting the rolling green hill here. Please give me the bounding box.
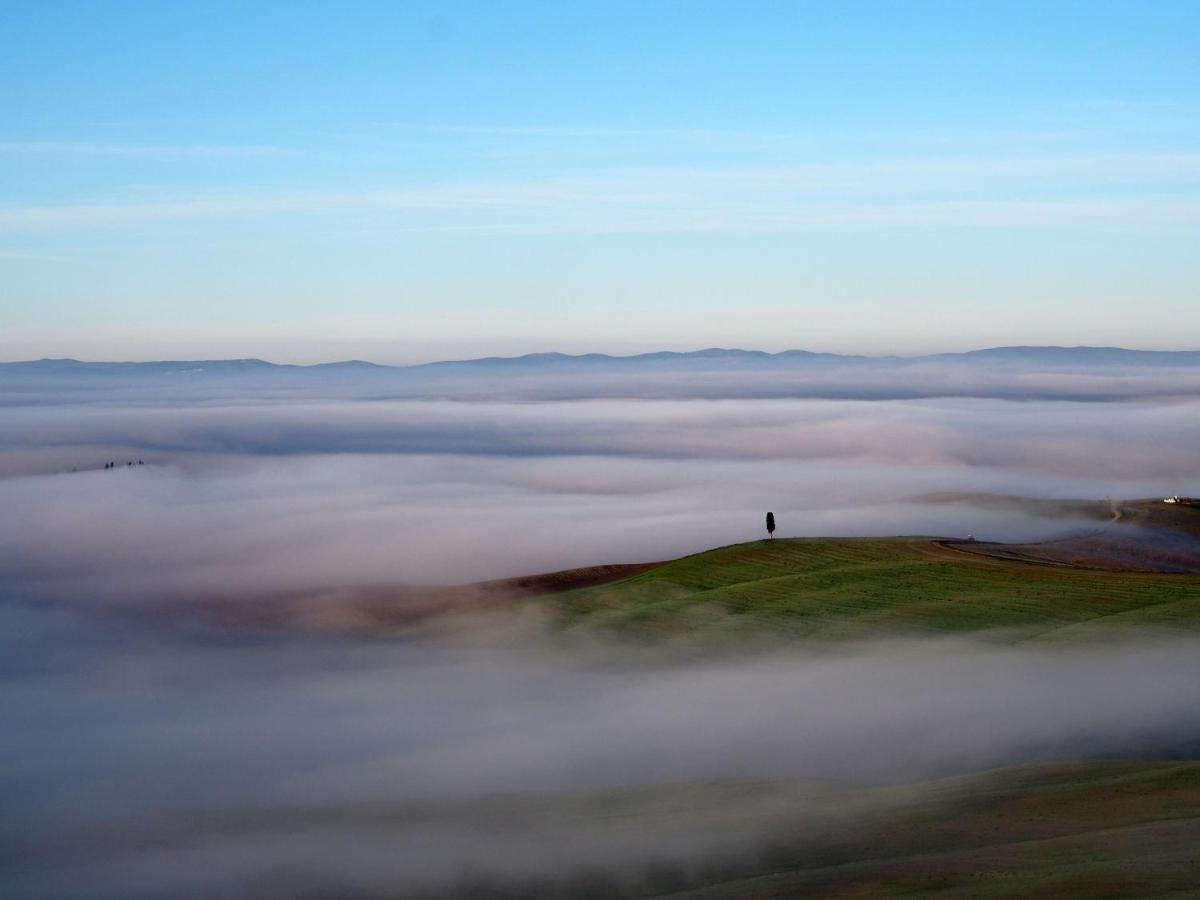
[546,537,1200,643]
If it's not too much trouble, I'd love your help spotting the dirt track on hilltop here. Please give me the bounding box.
[942,500,1200,574]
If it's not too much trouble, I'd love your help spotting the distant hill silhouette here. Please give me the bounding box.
[4,345,1200,377]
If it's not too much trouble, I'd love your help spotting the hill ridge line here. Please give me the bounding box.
[6,344,1200,370]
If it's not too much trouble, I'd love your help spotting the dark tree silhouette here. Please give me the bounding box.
[766,511,776,539]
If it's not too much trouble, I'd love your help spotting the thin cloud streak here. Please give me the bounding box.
[5,192,1198,235]
[4,153,1199,233]
[0,249,89,264]
[0,141,291,158]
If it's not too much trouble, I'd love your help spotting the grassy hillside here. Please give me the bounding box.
[546,537,1200,642]
[661,760,1200,899]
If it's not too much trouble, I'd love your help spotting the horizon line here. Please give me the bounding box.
[5,344,1200,369]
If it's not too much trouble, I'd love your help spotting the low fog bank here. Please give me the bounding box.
[3,604,1200,899]
[6,394,1200,476]
[6,356,1200,405]
[0,453,1127,603]
[407,362,1200,403]
[1,387,1198,603]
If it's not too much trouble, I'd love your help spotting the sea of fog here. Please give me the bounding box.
[2,365,1199,601]
[3,362,1200,897]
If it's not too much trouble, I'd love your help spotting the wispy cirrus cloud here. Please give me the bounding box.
[2,188,1198,236]
[0,141,291,158]
[0,249,88,263]
[2,151,1198,235]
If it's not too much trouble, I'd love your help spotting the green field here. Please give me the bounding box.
[656,760,1200,899]
[546,537,1200,643]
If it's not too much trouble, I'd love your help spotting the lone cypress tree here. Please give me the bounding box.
[766,511,775,539]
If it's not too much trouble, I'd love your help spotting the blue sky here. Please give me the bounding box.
[2,0,1198,362]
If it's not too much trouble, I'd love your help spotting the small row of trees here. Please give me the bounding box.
[103,460,144,470]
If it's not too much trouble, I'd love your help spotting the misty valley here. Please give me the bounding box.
[3,352,1200,897]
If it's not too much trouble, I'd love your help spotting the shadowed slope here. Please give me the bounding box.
[667,761,1200,899]
[9,759,1196,899]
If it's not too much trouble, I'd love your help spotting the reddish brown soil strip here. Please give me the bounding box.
[198,561,663,632]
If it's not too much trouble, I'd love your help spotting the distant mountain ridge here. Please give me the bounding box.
[4,345,1200,376]
[412,347,860,369]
